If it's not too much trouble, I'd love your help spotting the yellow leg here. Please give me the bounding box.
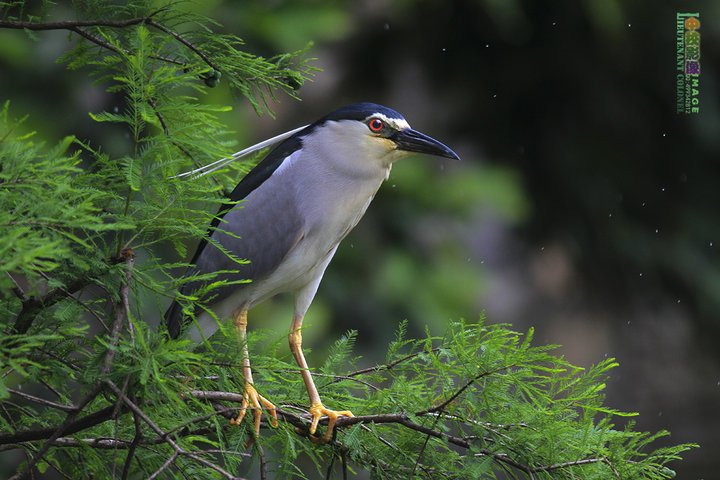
[229,307,278,434]
[289,313,353,442]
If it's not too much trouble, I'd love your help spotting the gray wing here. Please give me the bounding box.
[165,138,307,339]
[196,185,304,286]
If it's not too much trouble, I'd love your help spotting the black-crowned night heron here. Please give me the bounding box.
[165,102,460,441]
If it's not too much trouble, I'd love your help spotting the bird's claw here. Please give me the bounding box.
[308,403,354,442]
[229,383,278,435]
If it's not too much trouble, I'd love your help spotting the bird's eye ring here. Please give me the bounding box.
[368,118,384,133]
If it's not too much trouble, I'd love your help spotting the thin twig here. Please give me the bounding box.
[411,412,442,477]
[6,273,27,300]
[7,388,76,412]
[0,18,151,30]
[416,364,515,416]
[38,378,64,399]
[0,15,222,98]
[530,457,605,473]
[163,405,238,438]
[121,409,144,480]
[358,424,434,478]
[11,260,117,334]
[102,248,135,375]
[0,405,119,446]
[70,25,123,55]
[257,443,268,480]
[8,251,135,480]
[7,384,104,480]
[37,271,109,332]
[197,449,251,457]
[325,450,336,480]
[48,437,133,449]
[106,381,243,480]
[341,448,348,480]
[148,451,178,480]
[343,347,442,379]
[145,18,220,71]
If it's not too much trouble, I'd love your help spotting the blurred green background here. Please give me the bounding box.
[1,0,718,477]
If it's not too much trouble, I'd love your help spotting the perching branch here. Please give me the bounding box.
[5,382,598,477]
[185,390,606,478]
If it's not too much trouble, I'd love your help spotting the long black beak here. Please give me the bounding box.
[392,128,460,160]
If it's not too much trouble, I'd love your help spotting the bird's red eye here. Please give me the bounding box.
[368,118,384,133]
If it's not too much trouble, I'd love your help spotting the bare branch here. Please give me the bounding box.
[6,273,27,301]
[10,259,119,335]
[102,248,135,376]
[416,364,515,416]
[0,18,151,30]
[145,18,220,71]
[530,457,606,473]
[7,384,104,480]
[257,443,268,480]
[148,451,178,480]
[106,381,244,480]
[6,250,135,479]
[38,271,109,332]
[7,388,76,412]
[121,410,144,480]
[0,404,117,446]
[48,437,133,449]
[343,347,442,378]
[70,25,124,55]
[0,15,221,73]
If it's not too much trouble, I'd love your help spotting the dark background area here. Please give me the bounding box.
[1,1,717,477]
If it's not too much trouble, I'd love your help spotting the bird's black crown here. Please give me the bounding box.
[322,102,405,123]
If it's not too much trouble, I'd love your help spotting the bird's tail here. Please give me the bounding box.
[164,298,185,339]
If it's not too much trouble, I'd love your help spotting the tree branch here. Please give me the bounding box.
[106,381,243,480]
[147,451,178,480]
[121,408,143,480]
[0,404,119,445]
[102,248,135,376]
[0,18,151,30]
[7,249,136,480]
[0,15,218,72]
[187,389,611,478]
[7,384,105,480]
[343,347,442,379]
[417,364,516,416]
[9,257,122,335]
[145,18,220,71]
[6,388,76,413]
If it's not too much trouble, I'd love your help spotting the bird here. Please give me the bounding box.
[165,102,460,442]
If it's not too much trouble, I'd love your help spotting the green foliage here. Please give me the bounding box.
[0,1,695,479]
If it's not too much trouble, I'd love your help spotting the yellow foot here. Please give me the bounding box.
[308,403,354,442]
[229,383,279,435]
